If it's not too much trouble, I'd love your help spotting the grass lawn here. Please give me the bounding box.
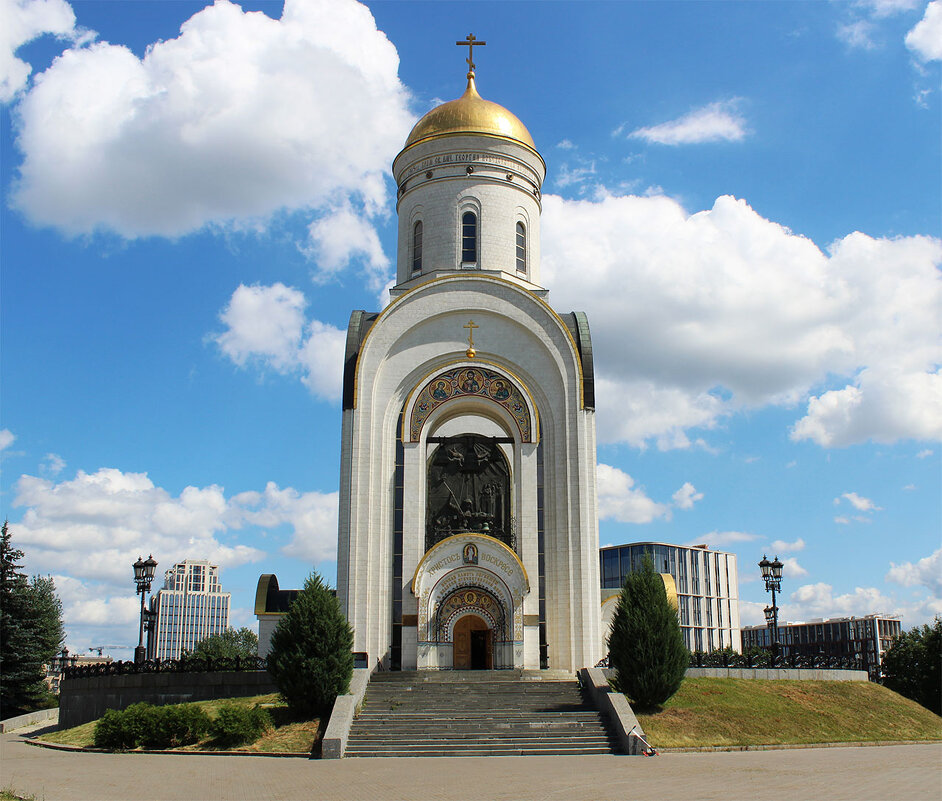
[635,678,942,749]
[37,694,324,754]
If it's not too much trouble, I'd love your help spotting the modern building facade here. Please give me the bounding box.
[741,614,902,679]
[337,51,601,672]
[600,542,742,653]
[147,559,230,661]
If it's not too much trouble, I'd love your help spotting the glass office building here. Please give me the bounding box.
[742,614,901,679]
[600,542,741,653]
[147,560,230,661]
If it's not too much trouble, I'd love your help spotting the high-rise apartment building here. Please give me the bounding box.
[147,560,230,661]
[600,542,742,653]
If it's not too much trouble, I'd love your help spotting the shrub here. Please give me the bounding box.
[93,702,210,750]
[267,572,354,718]
[209,704,272,748]
[608,552,688,710]
[93,703,150,749]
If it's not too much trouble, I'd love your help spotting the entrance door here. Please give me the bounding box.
[453,614,491,669]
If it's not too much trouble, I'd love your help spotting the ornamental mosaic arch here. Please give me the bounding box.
[408,365,533,442]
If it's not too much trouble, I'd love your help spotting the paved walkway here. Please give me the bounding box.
[2,729,940,801]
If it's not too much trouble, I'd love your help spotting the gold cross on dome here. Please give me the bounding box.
[457,33,486,74]
[463,319,479,358]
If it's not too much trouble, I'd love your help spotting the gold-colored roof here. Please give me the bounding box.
[403,73,535,150]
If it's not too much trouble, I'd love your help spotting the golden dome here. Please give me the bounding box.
[403,73,536,150]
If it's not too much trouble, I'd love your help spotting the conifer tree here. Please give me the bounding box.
[0,522,65,716]
[607,552,688,709]
[266,572,353,718]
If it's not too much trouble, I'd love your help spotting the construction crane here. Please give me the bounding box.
[88,645,122,656]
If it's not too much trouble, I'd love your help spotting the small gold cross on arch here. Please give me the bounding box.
[463,319,479,358]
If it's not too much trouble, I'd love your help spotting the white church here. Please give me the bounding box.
[336,40,602,673]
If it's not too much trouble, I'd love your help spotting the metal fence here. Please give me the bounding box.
[595,651,865,672]
[62,655,268,679]
[688,650,864,671]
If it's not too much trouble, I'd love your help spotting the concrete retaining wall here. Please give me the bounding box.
[322,668,371,759]
[579,667,649,755]
[59,671,278,729]
[0,706,59,732]
[602,667,868,683]
[685,667,869,681]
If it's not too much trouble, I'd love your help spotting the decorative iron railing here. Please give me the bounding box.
[595,652,864,671]
[62,655,268,679]
[687,650,864,671]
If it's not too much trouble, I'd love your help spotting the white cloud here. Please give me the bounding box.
[836,491,882,512]
[556,139,575,150]
[671,482,703,510]
[628,101,747,145]
[837,19,878,50]
[770,538,805,552]
[791,368,942,447]
[40,452,66,476]
[785,582,896,620]
[213,283,345,402]
[0,0,83,103]
[916,449,933,458]
[858,0,920,17]
[0,429,14,451]
[685,531,760,548]
[739,599,768,627]
[541,192,942,449]
[8,0,413,251]
[554,158,597,189]
[12,468,265,585]
[596,463,669,523]
[886,547,942,595]
[781,557,808,578]
[304,203,391,290]
[834,516,851,524]
[10,466,334,590]
[906,1,942,61]
[234,481,338,563]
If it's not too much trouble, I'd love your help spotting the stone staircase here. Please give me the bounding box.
[345,670,621,757]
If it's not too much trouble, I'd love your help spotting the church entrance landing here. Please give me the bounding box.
[412,533,529,670]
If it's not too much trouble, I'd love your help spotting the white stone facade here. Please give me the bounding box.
[337,74,601,672]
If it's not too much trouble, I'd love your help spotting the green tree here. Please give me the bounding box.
[880,618,941,716]
[607,552,688,710]
[0,521,65,717]
[187,627,259,661]
[266,572,353,718]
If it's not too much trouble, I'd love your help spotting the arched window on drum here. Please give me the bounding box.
[461,212,478,266]
[412,220,423,274]
[515,222,527,274]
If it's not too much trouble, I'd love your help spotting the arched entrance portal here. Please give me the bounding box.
[453,614,492,669]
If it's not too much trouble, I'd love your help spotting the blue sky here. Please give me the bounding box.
[1,0,939,661]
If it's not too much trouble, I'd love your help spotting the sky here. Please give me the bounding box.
[1,0,939,662]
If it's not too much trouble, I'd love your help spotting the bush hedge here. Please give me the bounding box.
[208,704,272,748]
[93,702,210,750]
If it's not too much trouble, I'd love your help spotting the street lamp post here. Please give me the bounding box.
[133,555,158,664]
[759,554,783,663]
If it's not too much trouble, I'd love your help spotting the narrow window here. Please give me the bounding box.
[412,221,423,273]
[515,222,526,272]
[461,212,477,264]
